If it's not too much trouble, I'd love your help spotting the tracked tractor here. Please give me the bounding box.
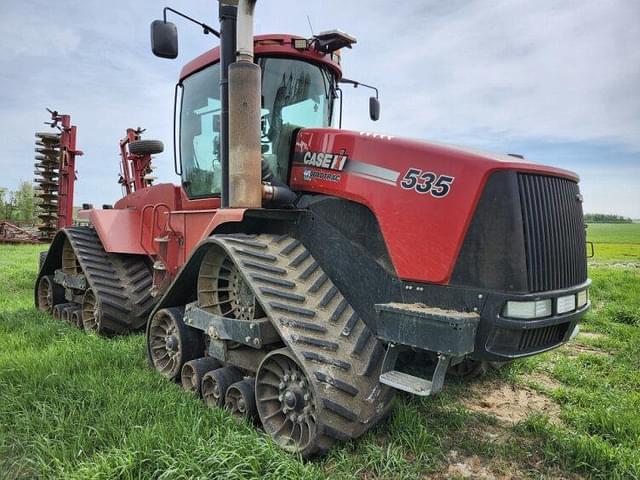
[35,0,590,457]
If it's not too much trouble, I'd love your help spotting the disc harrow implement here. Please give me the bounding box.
[34,131,62,239]
[33,109,83,241]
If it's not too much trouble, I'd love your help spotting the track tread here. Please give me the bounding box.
[210,233,394,448]
[57,227,156,334]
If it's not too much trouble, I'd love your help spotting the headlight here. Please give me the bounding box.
[577,289,588,307]
[557,294,576,314]
[503,299,552,319]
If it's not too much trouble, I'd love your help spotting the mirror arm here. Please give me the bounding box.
[340,77,379,99]
[163,6,220,38]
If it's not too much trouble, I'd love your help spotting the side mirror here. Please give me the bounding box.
[151,20,178,59]
[369,96,380,121]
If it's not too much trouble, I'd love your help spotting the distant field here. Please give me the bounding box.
[586,223,640,262]
[586,223,640,244]
[1,238,639,478]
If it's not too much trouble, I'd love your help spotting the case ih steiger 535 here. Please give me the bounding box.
[35,1,590,456]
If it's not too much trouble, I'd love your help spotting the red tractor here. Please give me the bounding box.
[35,1,590,457]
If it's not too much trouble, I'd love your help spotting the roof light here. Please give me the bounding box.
[292,38,308,50]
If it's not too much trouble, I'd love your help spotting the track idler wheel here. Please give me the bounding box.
[197,247,265,321]
[256,348,321,456]
[180,357,222,395]
[82,289,103,333]
[225,378,258,421]
[37,275,64,314]
[62,239,82,276]
[201,367,243,408]
[147,307,204,381]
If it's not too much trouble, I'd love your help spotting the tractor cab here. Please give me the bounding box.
[178,46,339,198]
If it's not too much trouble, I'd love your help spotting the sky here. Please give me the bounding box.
[1,0,639,217]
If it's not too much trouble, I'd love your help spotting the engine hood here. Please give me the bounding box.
[290,128,580,284]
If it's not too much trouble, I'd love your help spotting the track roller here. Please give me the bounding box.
[147,307,204,380]
[70,309,83,329]
[61,304,81,325]
[36,275,64,313]
[53,302,76,321]
[181,357,222,395]
[225,378,258,420]
[201,367,243,408]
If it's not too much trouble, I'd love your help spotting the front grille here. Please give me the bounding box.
[518,174,587,292]
[517,323,569,352]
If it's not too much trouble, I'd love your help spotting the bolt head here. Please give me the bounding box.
[283,374,290,382]
[298,380,305,389]
[291,373,297,381]
[290,413,297,422]
[279,382,286,390]
[303,393,310,402]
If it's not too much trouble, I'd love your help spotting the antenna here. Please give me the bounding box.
[307,15,315,36]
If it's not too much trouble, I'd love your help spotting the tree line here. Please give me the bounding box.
[584,213,633,224]
[0,182,36,224]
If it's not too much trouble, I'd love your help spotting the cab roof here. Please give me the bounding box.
[180,34,344,81]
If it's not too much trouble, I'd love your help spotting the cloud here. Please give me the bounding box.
[0,0,638,216]
[0,8,81,59]
[336,0,640,150]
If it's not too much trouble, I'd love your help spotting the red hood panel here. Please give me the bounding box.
[290,129,579,284]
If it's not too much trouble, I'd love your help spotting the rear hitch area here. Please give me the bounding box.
[374,303,480,396]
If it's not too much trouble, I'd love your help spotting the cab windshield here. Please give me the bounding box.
[179,57,334,198]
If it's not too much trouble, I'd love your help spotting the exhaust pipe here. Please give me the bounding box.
[228,0,262,208]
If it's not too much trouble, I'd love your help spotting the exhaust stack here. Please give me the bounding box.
[228,0,262,208]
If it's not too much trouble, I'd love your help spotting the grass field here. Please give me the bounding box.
[0,224,638,479]
[587,223,640,263]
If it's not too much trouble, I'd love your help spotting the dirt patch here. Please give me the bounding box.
[461,380,560,424]
[442,451,509,479]
[437,450,583,480]
[523,373,562,391]
[465,421,513,444]
[565,342,611,357]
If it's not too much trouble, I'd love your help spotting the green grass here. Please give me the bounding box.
[1,226,639,479]
[586,223,640,245]
[587,223,640,262]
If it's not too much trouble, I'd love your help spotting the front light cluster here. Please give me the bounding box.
[503,289,588,319]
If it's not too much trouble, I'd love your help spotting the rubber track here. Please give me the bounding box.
[211,234,394,445]
[62,226,155,334]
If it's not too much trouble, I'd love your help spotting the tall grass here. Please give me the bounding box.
[1,229,639,479]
